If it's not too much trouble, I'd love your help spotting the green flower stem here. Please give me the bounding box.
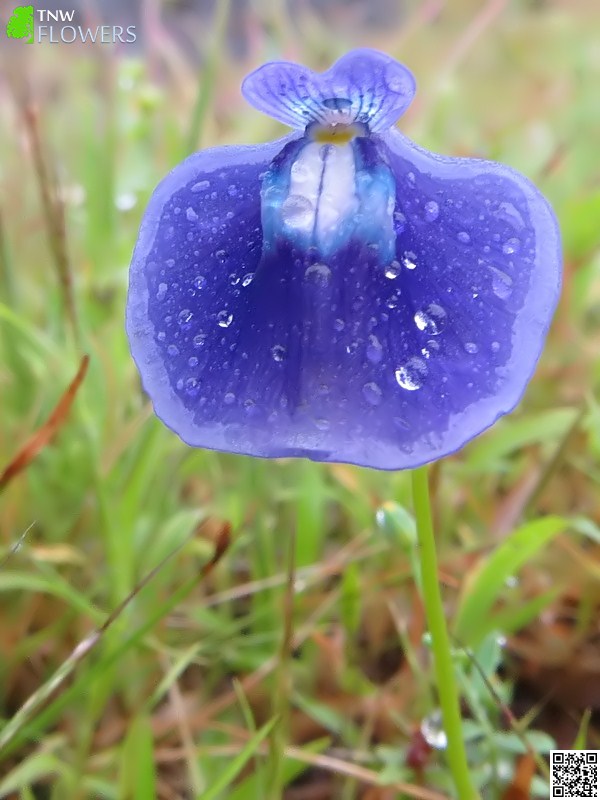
[411,465,478,800]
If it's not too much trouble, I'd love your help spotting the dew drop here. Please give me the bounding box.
[413,303,446,335]
[402,251,417,270]
[184,377,200,397]
[191,180,210,193]
[193,333,207,348]
[464,342,479,354]
[188,356,199,368]
[282,194,314,228]
[334,318,345,332]
[229,273,240,286]
[424,200,439,222]
[395,357,427,391]
[167,344,179,357]
[291,160,311,180]
[502,237,521,255]
[178,309,194,329]
[314,418,330,431]
[304,263,332,286]
[227,184,238,197]
[488,266,514,300]
[217,310,233,328]
[366,334,383,364]
[421,711,448,751]
[156,282,168,301]
[242,273,254,287]
[216,249,228,263]
[186,207,198,222]
[362,382,382,406]
[491,341,500,352]
[457,231,471,244]
[385,261,401,279]
[193,275,207,290]
[157,331,166,342]
[495,201,525,230]
[224,392,236,405]
[271,344,286,362]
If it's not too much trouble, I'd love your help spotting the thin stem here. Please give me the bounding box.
[267,526,297,800]
[411,466,478,800]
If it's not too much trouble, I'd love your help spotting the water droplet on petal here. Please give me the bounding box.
[395,357,427,391]
[193,333,207,348]
[156,283,168,301]
[488,266,514,300]
[366,335,383,364]
[217,310,233,328]
[314,418,330,431]
[457,231,471,244]
[224,392,236,405]
[362,382,382,406]
[229,273,240,286]
[271,344,286,362]
[193,275,207,290]
[402,251,417,270]
[178,309,194,329]
[157,331,166,342]
[424,200,439,222]
[305,263,331,286]
[421,711,448,750]
[227,184,238,197]
[413,303,447,335]
[495,201,525,230]
[186,207,198,222]
[334,318,345,332]
[242,273,254,287]
[167,344,179,357]
[188,356,199,368]
[502,237,521,255]
[184,377,200,397]
[282,194,314,228]
[491,341,500,352]
[464,342,478,354]
[385,261,401,279]
[191,180,210,193]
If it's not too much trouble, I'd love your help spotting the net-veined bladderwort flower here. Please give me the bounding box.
[126,49,561,470]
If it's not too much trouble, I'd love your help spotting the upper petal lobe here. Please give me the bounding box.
[242,49,415,132]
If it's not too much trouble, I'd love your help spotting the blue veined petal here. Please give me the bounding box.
[128,50,561,470]
[360,127,561,464]
[242,48,415,133]
[126,133,299,447]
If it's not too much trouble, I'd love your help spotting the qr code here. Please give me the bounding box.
[551,751,599,799]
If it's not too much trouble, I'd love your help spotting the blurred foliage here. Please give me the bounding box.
[1,0,600,798]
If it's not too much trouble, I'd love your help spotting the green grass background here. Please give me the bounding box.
[1,0,600,797]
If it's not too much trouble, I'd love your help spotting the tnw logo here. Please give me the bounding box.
[39,8,75,22]
[5,4,137,45]
[6,5,34,44]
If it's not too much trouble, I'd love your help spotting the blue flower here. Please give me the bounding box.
[126,49,561,470]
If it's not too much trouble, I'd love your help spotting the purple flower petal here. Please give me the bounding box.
[127,50,561,470]
[242,48,415,133]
